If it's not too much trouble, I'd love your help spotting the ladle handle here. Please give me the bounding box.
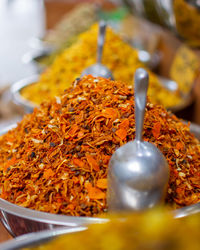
[134,68,149,142]
[97,20,106,64]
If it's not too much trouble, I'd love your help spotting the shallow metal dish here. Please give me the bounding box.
[0,227,86,250]
[0,198,107,238]
[11,74,194,114]
[1,204,200,250]
[11,75,39,113]
[1,122,200,238]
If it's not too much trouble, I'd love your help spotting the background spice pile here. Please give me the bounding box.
[1,76,200,216]
[21,24,182,108]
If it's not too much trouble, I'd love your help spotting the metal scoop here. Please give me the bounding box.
[81,21,113,79]
[107,68,169,211]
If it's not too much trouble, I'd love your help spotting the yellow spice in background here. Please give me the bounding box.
[21,24,182,108]
[30,208,200,250]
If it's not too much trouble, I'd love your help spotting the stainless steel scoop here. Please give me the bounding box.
[107,68,169,211]
[81,20,113,79]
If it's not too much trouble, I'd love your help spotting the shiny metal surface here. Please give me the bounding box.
[107,68,169,211]
[81,21,113,79]
[0,227,86,250]
[158,76,178,92]
[1,202,200,250]
[174,201,200,218]
[10,75,39,113]
[0,198,107,237]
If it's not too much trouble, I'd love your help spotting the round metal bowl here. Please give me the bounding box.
[10,75,39,114]
[10,74,194,114]
[0,227,86,250]
[1,205,200,250]
[0,198,107,238]
[1,123,200,238]
[123,0,200,46]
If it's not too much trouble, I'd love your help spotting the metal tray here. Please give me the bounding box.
[0,122,200,237]
[11,75,193,114]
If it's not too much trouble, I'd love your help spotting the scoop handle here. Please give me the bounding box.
[97,20,106,64]
[134,68,149,142]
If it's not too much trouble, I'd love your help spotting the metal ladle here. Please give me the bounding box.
[107,68,169,211]
[81,20,113,79]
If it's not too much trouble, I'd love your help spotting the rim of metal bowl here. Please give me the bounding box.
[0,198,107,227]
[10,75,39,113]
[0,226,87,250]
[168,92,194,113]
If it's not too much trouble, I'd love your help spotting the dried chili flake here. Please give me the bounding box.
[86,155,99,172]
[116,128,127,140]
[73,158,85,168]
[102,108,118,120]
[43,169,55,179]
[1,75,200,217]
[86,183,106,200]
[96,179,107,189]
[176,142,184,150]
[152,122,161,139]
[119,119,129,130]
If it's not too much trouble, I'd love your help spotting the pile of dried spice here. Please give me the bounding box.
[174,0,200,47]
[1,76,200,216]
[21,24,182,108]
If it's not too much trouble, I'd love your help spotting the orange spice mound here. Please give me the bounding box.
[0,76,200,216]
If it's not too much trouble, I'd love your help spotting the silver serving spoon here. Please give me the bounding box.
[107,68,169,211]
[81,20,113,79]
[158,76,178,92]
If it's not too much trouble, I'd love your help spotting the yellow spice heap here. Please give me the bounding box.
[31,208,200,250]
[21,24,182,108]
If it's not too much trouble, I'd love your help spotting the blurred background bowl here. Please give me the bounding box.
[122,0,200,47]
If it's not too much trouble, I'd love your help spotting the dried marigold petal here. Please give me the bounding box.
[68,125,79,137]
[176,142,184,150]
[119,119,129,129]
[73,158,85,168]
[116,128,127,140]
[96,179,107,189]
[86,155,99,171]
[87,186,106,200]
[43,169,55,179]
[152,122,161,139]
[3,157,17,172]
[102,108,118,120]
